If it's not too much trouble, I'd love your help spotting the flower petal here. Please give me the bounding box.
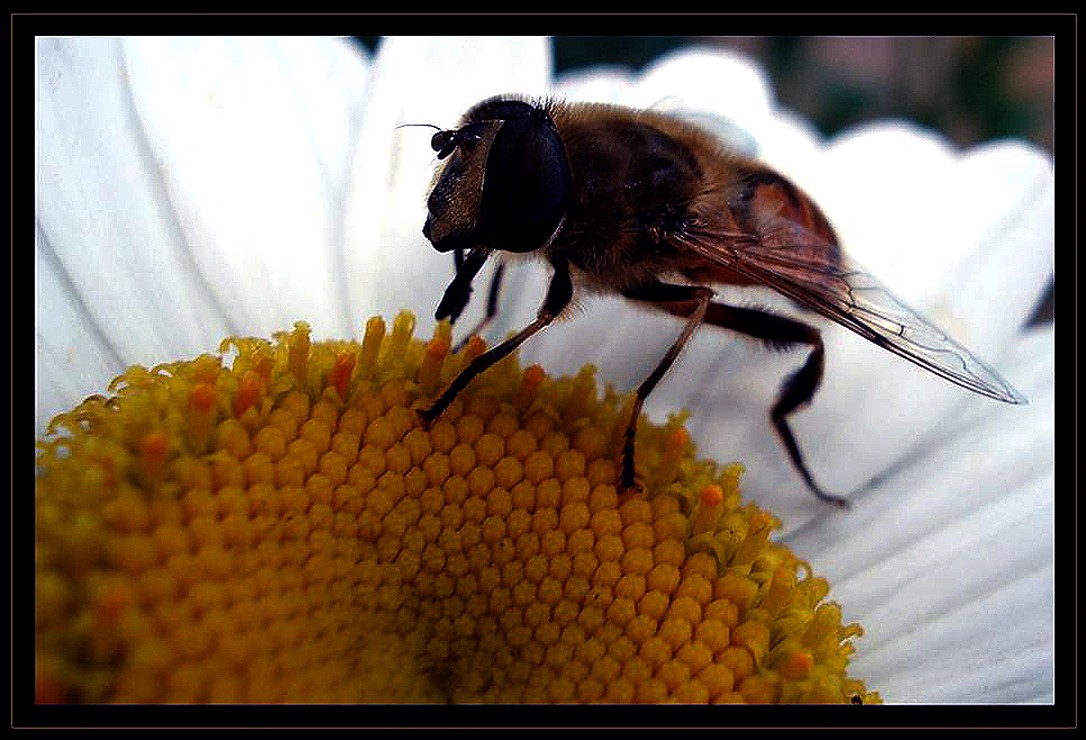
[785,324,1054,702]
[35,222,126,426]
[36,37,231,431]
[122,36,370,339]
[551,64,635,103]
[631,45,775,130]
[35,37,369,433]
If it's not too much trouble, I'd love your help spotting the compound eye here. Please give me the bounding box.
[480,109,570,254]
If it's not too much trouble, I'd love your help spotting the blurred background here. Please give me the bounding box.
[354,36,1054,323]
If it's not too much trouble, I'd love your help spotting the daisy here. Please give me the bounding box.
[35,36,1053,703]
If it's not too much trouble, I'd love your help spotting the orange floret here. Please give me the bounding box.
[35,311,878,704]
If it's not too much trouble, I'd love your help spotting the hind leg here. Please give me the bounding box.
[649,297,848,508]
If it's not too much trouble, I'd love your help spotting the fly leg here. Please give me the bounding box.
[618,282,713,495]
[653,299,849,508]
[456,262,507,352]
[436,246,489,324]
[445,248,507,350]
[420,256,572,424]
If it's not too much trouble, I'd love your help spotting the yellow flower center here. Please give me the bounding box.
[35,312,879,704]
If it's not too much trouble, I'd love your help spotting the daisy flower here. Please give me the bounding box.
[34,36,1053,704]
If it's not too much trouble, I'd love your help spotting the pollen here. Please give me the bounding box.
[35,312,879,705]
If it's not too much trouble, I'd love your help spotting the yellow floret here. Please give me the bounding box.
[35,313,880,704]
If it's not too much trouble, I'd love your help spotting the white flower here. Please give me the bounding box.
[35,36,1054,703]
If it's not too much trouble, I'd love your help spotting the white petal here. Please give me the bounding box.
[552,65,635,103]
[862,562,1053,703]
[35,37,369,434]
[122,36,370,340]
[343,36,550,337]
[35,223,125,430]
[786,325,1054,702]
[36,38,230,431]
[633,46,775,130]
[821,123,1054,322]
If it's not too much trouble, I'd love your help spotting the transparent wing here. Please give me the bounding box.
[679,220,1027,405]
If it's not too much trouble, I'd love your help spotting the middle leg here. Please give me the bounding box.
[618,281,713,494]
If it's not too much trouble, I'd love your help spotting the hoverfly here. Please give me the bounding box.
[416,96,1025,507]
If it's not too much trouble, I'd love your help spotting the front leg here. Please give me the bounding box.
[436,245,489,324]
[420,256,573,424]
